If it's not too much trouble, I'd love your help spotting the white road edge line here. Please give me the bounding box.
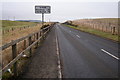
[76,35,80,38]
[56,36,62,78]
[101,49,119,60]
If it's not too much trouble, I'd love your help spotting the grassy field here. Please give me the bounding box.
[2,20,37,31]
[1,20,51,45]
[68,18,118,35]
[64,24,118,42]
[2,20,37,27]
[73,18,118,24]
[91,18,118,24]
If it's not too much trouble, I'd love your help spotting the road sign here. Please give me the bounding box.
[35,6,51,14]
[35,5,51,29]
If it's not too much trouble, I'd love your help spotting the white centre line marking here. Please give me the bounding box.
[76,35,80,38]
[101,49,119,60]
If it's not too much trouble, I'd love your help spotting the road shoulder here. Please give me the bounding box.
[20,27,58,78]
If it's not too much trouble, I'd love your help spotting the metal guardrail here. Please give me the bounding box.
[0,25,52,77]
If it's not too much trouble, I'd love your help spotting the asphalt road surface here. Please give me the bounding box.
[55,23,119,78]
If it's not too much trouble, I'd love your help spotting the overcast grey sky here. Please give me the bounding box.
[1,0,119,22]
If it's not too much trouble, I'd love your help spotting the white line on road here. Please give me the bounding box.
[76,35,80,38]
[56,36,62,78]
[69,31,71,32]
[101,49,119,60]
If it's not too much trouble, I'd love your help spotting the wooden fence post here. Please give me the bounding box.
[40,30,41,37]
[42,29,45,40]
[29,36,32,56]
[34,34,36,42]
[12,43,17,77]
[36,33,39,47]
[38,31,41,44]
[113,27,115,35]
[49,26,50,31]
[24,40,26,50]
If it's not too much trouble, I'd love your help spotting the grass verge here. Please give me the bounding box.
[64,24,118,42]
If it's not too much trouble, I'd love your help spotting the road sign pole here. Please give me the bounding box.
[42,13,44,27]
[42,13,44,38]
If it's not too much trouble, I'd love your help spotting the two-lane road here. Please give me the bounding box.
[55,23,119,78]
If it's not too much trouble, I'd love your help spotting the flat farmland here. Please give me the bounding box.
[2,20,51,45]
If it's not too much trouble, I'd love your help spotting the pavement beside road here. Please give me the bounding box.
[20,26,58,78]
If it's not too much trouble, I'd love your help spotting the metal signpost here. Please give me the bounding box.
[35,6,51,28]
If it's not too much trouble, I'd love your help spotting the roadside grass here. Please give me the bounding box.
[2,72,12,79]
[64,24,118,42]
